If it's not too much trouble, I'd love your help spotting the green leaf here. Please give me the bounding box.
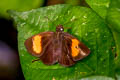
[85,0,120,77]
[116,74,120,80]
[0,0,44,18]
[85,0,110,19]
[81,76,115,80]
[85,0,120,33]
[106,0,120,78]
[8,5,115,80]
[115,65,120,80]
[106,0,120,33]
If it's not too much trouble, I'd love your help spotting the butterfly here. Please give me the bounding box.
[24,25,90,67]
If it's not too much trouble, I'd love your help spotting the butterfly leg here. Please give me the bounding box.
[32,58,40,63]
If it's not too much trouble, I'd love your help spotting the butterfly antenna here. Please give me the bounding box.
[44,16,56,29]
[44,16,50,21]
[44,16,78,29]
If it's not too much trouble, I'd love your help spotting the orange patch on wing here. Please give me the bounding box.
[32,35,42,54]
[71,39,80,57]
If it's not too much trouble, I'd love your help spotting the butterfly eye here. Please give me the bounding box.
[60,28,63,31]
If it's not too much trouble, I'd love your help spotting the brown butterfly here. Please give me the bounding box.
[24,25,90,67]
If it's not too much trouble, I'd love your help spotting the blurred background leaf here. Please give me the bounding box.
[0,0,44,19]
[64,0,81,5]
[9,4,115,80]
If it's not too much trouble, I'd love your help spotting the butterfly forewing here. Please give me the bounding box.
[39,37,58,65]
[24,31,54,57]
[63,32,90,61]
[58,36,75,67]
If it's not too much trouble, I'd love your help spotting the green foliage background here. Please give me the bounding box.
[8,0,120,80]
[0,0,44,18]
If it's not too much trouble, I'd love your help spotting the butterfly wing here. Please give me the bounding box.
[39,37,58,65]
[62,32,90,62]
[25,31,58,65]
[25,31,90,66]
[24,31,54,57]
[58,36,75,67]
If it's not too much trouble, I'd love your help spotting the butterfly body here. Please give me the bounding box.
[25,25,90,67]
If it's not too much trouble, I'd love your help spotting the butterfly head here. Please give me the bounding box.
[56,25,64,32]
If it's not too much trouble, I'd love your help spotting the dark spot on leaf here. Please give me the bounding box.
[115,53,118,58]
